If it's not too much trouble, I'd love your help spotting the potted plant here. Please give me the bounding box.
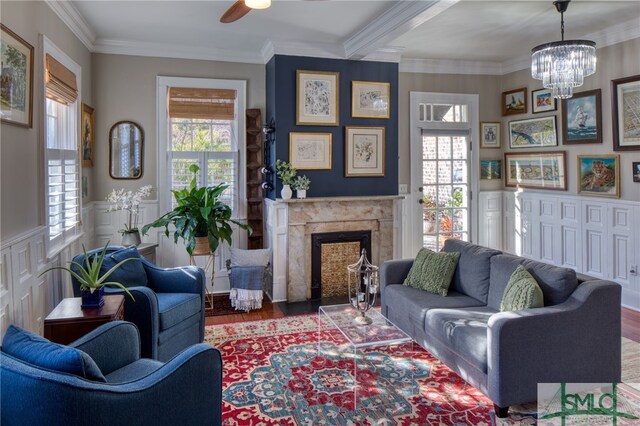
[141,164,250,256]
[292,175,310,199]
[106,185,154,246]
[39,242,135,309]
[422,195,438,233]
[275,160,296,200]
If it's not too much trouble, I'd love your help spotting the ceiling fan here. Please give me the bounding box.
[220,0,271,24]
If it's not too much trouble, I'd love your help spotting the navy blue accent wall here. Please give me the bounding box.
[265,55,398,199]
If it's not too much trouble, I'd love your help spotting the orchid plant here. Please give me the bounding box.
[106,185,154,234]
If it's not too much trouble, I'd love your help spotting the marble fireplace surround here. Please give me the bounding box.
[265,196,404,302]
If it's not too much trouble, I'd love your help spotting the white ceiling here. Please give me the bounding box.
[59,0,640,73]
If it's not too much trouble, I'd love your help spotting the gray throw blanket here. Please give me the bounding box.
[229,265,264,311]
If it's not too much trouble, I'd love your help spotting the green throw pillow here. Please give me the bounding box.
[403,248,460,296]
[500,265,544,312]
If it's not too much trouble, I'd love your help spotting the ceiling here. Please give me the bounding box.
[61,0,640,73]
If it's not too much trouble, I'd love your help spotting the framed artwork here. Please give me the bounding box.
[345,126,385,177]
[289,132,332,170]
[531,88,557,113]
[504,151,566,191]
[0,24,34,128]
[561,89,602,145]
[633,162,640,183]
[509,116,557,148]
[480,122,500,148]
[480,160,502,180]
[577,155,620,198]
[81,103,95,167]
[351,81,390,118]
[502,87,527,116]
[296,70,339,126]
[611,75,640,151]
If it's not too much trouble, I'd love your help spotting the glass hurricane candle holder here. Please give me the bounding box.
[347,248,379,325]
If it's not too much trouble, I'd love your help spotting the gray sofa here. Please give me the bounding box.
[381,239,621,418]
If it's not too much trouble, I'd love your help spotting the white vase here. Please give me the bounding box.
[121,230,141,246]
[296,189,307,199]
[281,184,292,200]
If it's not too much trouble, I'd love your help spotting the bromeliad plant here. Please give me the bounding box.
[141,164,251,255]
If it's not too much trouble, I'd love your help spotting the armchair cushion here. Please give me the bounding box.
[156,293,201,330]
[100,246,148,288]
[2,325,105,382]
[105,359,163,383]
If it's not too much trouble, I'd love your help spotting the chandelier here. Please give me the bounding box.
[531,0,596,99]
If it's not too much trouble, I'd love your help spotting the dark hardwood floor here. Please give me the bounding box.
[622,307,640,342]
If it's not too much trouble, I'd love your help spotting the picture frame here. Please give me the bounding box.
[480,122,501,148]
[0,23,34,128]
[351,81,390,118]
[502,87,527,116]
[289,132,332,170]
[504,151,566,191]
[611,75,640,151]
[480,160,502,180]
[509,116,557,149]
[345,126,385,177]
[531,88,557,114]
[81,103,95,167]
[633,162,640,183]
[296,70,339,126]
[561,89,602,145]
[577,155,620,198]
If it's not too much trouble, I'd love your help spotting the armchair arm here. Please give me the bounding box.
[487,280,621,407]
[70,321,140,375]
[143,260,205,295]
[380,259,414,294]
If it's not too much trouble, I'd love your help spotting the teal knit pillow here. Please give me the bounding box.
[403,248,460,296]
[500,265,544,312]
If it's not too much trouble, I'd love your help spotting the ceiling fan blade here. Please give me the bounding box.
[220,0,252,23]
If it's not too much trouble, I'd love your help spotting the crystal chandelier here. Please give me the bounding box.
[531,0,596,99]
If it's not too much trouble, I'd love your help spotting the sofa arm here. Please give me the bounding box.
[70,321,140,375]
[144,261,205,295]
[487,280,621,407]
[380,259,413,293]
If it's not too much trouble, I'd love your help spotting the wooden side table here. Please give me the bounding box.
[137,242,159,264]
[44,295,125,345]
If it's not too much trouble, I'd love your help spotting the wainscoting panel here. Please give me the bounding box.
[478,191,503,250]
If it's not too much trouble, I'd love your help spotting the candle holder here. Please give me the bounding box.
[347,248,379,325]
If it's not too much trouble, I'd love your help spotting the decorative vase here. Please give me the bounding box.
[281,184,292,200]
[81,287,105,309]
[296,189,307,199]
[121,230,141,246]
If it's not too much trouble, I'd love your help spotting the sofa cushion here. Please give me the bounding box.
[157,293,201,331]
[442,239,502,303]
[404,248,460,296]
[488,254,578,310]
[501,265,544,312]
[424,306,498,373]
[100,246,147,288]
[2,325,106,382]
[105,359,163,383]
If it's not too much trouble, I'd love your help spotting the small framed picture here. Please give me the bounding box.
[509,116,557,149]
[633,162,640,183]
[480,122,500,148]
[0,24,34,128]
[345,126,385,177]
[502,87,527,116]
[480,160,502,180]
[81,103,95,167]
[561,89,602,145]
[611,75,640,151]
[577,155,620,198]
[289,132,332,170]
[504,151,567,191]
[531,88,557,113]
[296,70,339,126]
[351,81,390,118]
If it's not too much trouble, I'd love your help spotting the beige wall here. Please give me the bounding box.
[0,1,92,241]
[91,54,265,201]
[501,38,640,201]
[398,73,503,191]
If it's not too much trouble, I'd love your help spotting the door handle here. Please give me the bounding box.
[418,187,424,192]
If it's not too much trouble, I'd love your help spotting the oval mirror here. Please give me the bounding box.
[109,121,144,179]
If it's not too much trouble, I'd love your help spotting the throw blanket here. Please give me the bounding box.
[229,265,264,312]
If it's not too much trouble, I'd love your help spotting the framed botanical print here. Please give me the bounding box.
[345,126,385,177]
[531,88,557,113]
[81,103,95,167]
[561,89,602,145]
[296,70,339,126]
[480,122,500,148]
[509,116,557,148]
[611,75,640,151]
[502,87,527,116]
[504,151,566,191]
[0,24,34,127]
[351,81,390,118]
[577,155,620,198]
[633,162,640,183]
[289,132,332,170]
[480,160,501,180]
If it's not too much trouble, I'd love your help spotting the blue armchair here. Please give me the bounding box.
[71,246,205,361]
[1,321,222,426]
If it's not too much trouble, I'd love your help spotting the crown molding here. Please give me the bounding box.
[262,40,347,62]
[44,0,96,51]
[363,46,405,64]
[400,57,503,75]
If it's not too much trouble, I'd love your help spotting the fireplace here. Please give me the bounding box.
[311,231,371,300]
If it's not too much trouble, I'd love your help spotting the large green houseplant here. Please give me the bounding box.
[141,164,250,255]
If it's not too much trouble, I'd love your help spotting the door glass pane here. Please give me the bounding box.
[423,137,437,159]
[437,137,452,160]
[453,137,467,159]
[453,161,466,183]
[437,161,452,184]
[422,161,437,184]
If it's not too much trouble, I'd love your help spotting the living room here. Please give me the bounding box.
[1,0,639,424]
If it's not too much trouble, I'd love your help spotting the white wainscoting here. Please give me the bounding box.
[478,191,640,311]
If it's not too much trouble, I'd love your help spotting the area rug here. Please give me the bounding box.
[205,294,238,317]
